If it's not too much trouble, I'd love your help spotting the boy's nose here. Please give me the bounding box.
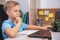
[17,13,20,16]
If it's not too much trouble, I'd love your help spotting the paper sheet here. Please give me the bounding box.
[48,13,53,17]
[45,16,49,21]
[17,30,38,35]
[39,10,44,15]
[44,10,49,15]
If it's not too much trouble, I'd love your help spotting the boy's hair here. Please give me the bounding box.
[4,1,20,12]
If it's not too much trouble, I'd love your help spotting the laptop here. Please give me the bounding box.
[28,30,52,39]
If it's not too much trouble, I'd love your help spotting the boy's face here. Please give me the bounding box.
[7,5,20,19]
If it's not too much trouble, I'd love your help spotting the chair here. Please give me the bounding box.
[0,5,6,40]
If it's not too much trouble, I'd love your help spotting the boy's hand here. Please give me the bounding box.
[15,17,22,23]
[42,25,53,30]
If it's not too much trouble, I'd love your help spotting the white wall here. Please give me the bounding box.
[40,0,60,8]
[16,0,29,13]
[36,0,40,9]
[0,0,5,4]
[30,0,36,9]
[29,0,36,24]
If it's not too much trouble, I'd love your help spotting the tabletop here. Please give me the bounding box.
[4,30,60,40]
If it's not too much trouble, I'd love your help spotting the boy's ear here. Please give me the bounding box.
[6,10,10,15]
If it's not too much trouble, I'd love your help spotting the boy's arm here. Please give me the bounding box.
[27,25,52,30]
[5,17,22,38]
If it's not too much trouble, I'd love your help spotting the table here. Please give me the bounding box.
[4,30,60,40]
[51,32,60,40]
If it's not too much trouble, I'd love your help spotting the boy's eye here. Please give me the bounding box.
[14,10,17,12]
[14,10,19,12]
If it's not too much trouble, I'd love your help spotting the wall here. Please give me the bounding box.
[40,0,60,8]
[29,0,36,24]
[30,0,36,9]
[16,0,29,13]
[0,0,5,4]
[36,0,40,9]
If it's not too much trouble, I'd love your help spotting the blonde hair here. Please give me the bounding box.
[4,1,20,12]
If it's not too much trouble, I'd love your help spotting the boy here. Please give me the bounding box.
[1,1,52,39]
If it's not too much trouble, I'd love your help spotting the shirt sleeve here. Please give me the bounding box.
[18,23,28,32]
[2,22,11,32]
